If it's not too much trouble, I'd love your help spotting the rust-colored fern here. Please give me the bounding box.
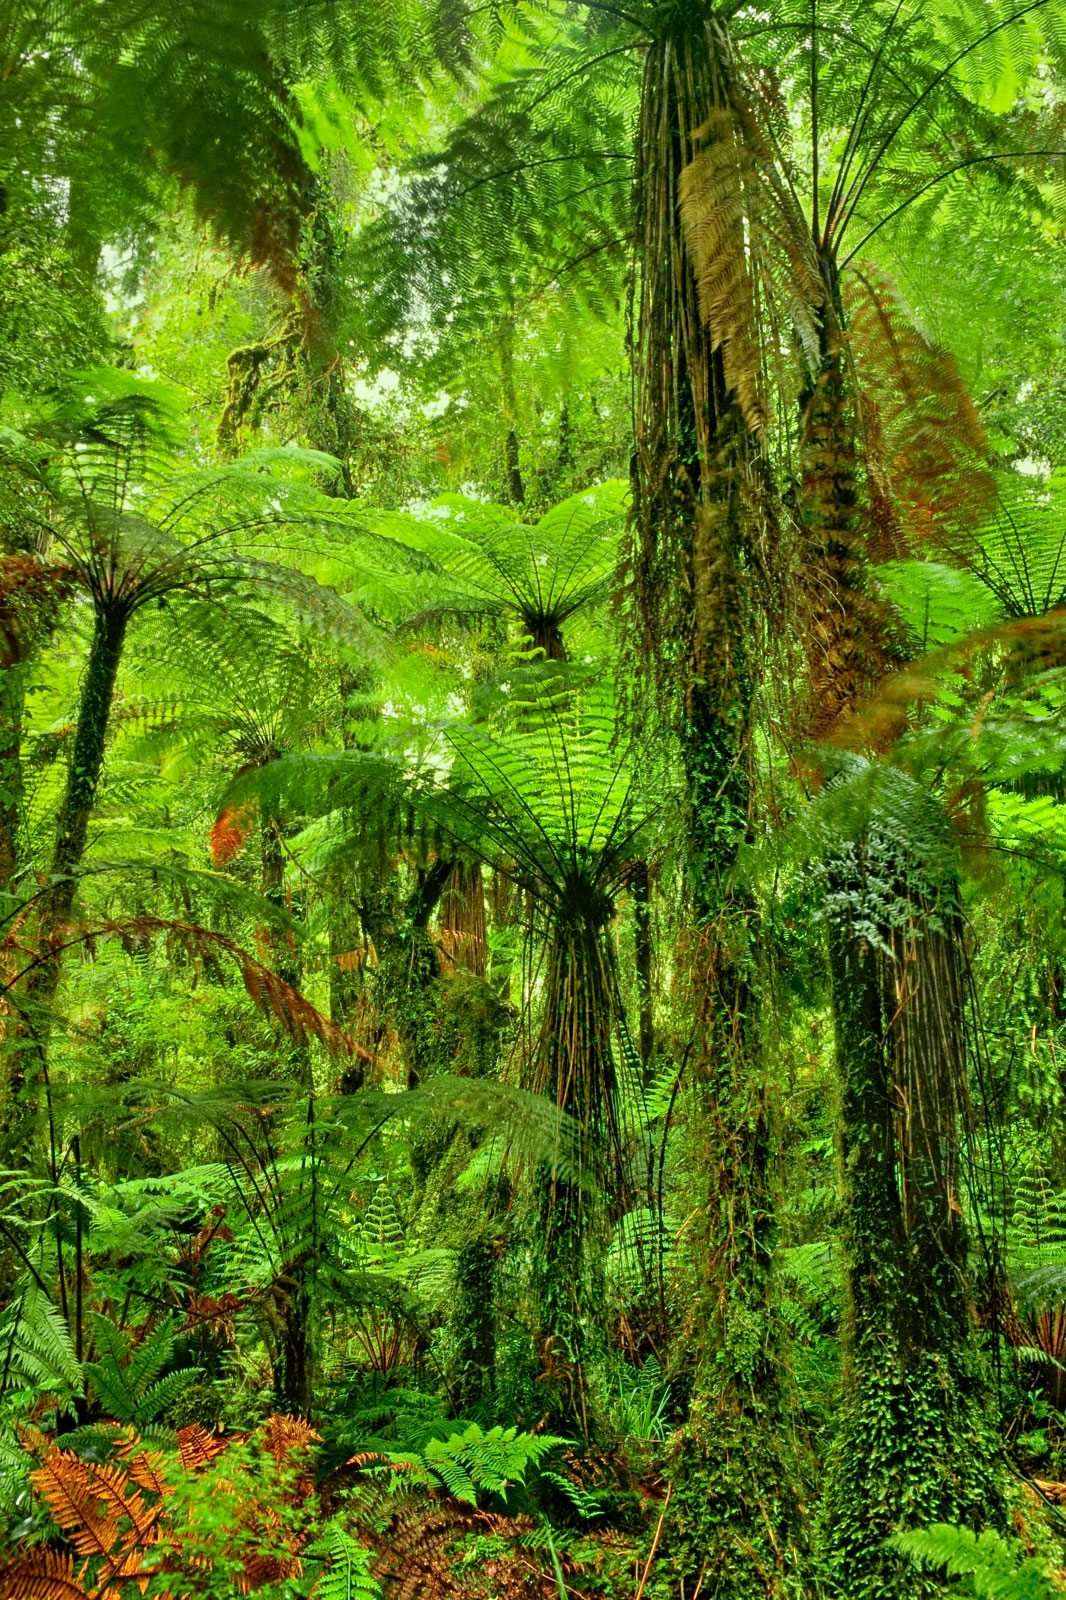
[31,1449,162,1571]
[846,265,997,561]
[209,801,257,866]
[0,557,73,670]
[3,1413,325,1600]
[93,918,374,1061]
[176,1421,234,1471]
[0,1548,90,1600]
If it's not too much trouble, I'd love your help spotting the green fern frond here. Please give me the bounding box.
[892,1523,1061,1599]
[0,1281,82,1399]
[306,1519,382,1600]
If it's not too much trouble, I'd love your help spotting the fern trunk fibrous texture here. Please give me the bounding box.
[628,7,803,1590]
[439,860,488,978]
[529,900,623,1435]
[274,1278,315,1418]
[2,601,130,1158]
[41,602,129,935]
[819,845,1002,1596]
[797,290,1001,1593]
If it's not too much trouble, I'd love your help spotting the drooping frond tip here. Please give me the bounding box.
[95,918,376,1061]
[678,110,768,437]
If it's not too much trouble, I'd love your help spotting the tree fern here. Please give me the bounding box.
[0,0,480,294]
[366,481,628,657]
[344,9,635,387]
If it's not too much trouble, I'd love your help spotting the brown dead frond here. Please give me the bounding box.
[821,605,1066,754]
[846,265,996,561]
[0,557,74,670]
[679,110,767,436]
[5,1413,326,1600]
[679,97,823,441]
[95,917,376,1061]
[32,1448,163,1560]
[799,328,906,743]
[176,1421,233,1472]
[0,1547,90,1600]
[366,1495,564,1600]
[209,802,257,866]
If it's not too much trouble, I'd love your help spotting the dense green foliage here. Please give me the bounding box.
[3,1,1066,1597]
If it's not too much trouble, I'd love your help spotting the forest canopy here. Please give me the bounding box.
[3,1,1066,1597]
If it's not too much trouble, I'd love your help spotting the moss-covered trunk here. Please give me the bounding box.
[42,602,129,935]
[361,858,453,1090]
[451,1232,499,1411]
[820,856,1001,1596]
[4,602,128,1153]
[0,661,25,903]
[274,1279,315,1419]
[530,903,620,1435]
[798,297,1000,1596]
[629,10,803,1589]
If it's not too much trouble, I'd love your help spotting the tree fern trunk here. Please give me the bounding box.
[0,661,25,900]
[529,907,622,1433]
[438,860,487,977]
[4,602,128,1156]
[632,860,655,1071]
[500,322,525,508]
[820,857,1001,1596]
[798,300,1000,1597]
[799,316,897,736]
[43,603,128,932]
[274,1281,314,1418]
[628,11,804,1593]
[451,1232,498,1411]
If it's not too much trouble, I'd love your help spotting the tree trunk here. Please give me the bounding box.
[797,296,1000,1596]
[500,324,525,508]
[629,12,803,1590]
[0,662,25,902]
[798,315,898,739]
[3,601,128,1157]
[274,1280,314,1418]
[438,860,487,977]
[820,852,1001,1596]
[41,603,128,937]
[530,906,621,1435]
[362,858,453,1089]
[451,1232,498,1411]
[631,860,655,1071]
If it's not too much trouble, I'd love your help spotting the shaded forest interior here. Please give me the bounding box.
[5,1,1066,1596]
